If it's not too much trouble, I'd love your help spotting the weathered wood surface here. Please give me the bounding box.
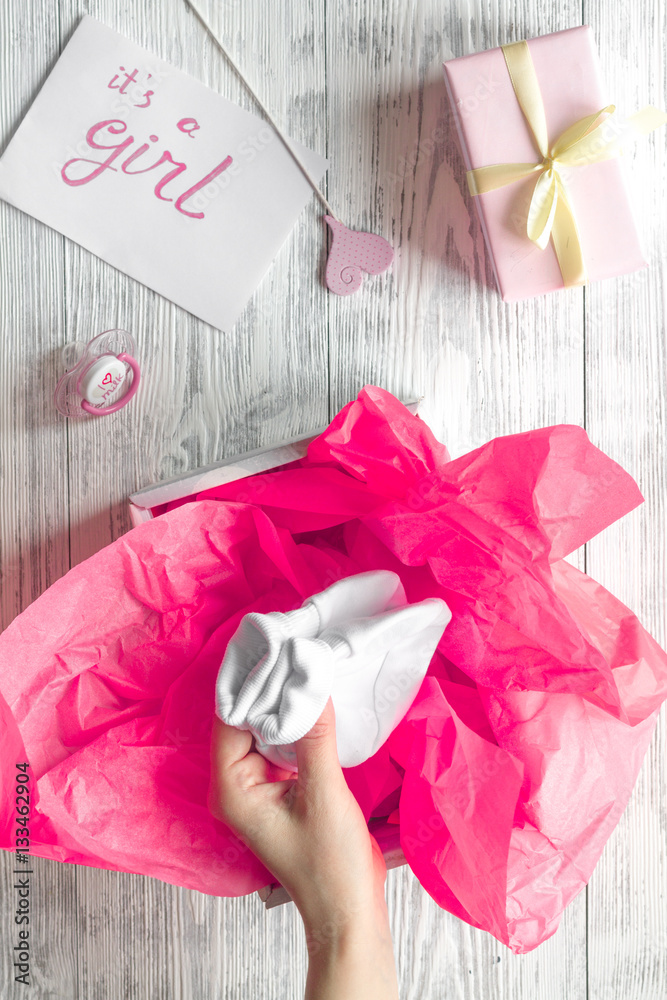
[0,0,664,996]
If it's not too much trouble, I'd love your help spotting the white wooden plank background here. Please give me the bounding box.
[0,0,665,997]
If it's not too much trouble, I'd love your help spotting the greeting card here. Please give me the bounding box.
[0,16,327,330]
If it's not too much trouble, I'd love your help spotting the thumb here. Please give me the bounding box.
[293,696,342,787]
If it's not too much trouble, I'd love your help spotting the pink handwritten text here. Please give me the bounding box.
[177,118,200,138]
[60,120,233,220]
[108,66,154,107]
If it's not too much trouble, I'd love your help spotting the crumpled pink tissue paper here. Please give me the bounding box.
[1,386,665,953]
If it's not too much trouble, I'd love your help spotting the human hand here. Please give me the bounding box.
[208,696,399,998]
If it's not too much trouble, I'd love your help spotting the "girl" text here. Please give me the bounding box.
[60,119,233,220]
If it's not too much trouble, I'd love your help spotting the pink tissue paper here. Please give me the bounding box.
[1,386,666,953]
[443,26,647,300]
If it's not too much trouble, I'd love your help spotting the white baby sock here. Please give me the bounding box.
[215,570,451,771]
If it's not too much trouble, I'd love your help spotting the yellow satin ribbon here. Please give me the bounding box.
[467,40,667,287]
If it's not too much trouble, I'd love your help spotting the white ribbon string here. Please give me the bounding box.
[183,0,337,218]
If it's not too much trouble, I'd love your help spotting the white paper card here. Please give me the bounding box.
[0,16,327,331]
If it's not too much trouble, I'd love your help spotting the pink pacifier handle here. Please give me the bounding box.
[80,354,141,416]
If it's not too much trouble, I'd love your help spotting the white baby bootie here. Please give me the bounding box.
[215,570,451,771]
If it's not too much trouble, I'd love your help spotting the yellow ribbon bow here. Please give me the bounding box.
[466,39,667,287]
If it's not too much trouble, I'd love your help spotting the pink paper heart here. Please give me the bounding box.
[324,216,394,295]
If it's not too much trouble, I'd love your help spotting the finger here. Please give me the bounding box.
[211,717,290,796]
[293,697,342,789]
[266,760,297,783]
[210,714,253,771]
[209,718,262,824]
[252,776,297,807]
[209,716,254,817]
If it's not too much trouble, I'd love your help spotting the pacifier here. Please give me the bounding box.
[54,329,140,417]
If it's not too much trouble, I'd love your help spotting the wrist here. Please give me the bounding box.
[303,899,399,1000]
[301,891,391,958]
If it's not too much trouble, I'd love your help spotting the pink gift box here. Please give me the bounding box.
[443,26,647,300]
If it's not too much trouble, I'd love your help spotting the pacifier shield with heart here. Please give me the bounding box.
[54,329,141,418]
[324,216,394,295]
